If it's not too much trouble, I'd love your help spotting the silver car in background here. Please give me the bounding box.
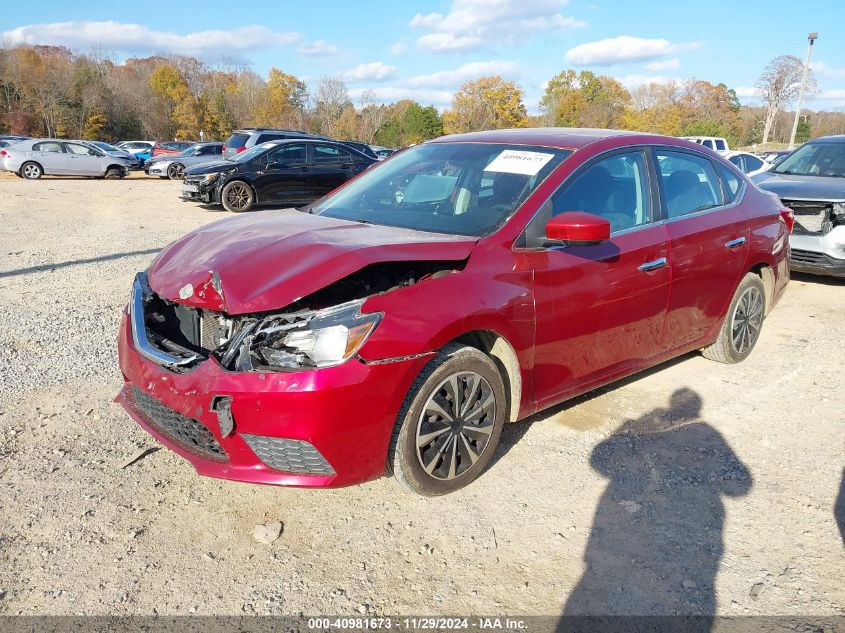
[83,141,142,169]
[144,142,224,179]
[1,139,133,179]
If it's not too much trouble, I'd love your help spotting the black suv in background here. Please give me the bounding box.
[182,138,377,212]
[223,128,326,159]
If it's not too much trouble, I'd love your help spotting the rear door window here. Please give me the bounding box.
[655,150,724,218]
[314,144,342,164]
[33,141,64,153]
[702,140,714,149]
[744,154,763,171]
[714,139,727,151]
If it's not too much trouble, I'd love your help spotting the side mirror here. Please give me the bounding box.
[545,211,611,246]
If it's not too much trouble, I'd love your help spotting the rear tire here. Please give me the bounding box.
[701,272,765,364]
[21,162,42,179]
[388,343,506,496]
[221,180,254,212]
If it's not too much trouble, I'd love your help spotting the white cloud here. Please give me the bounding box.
[565,36,699,66]
[810,62,845,79]
[410,0,586,53]
[734,86,761,99]
[389,40,409,56]
[1,21,299,58]
[816,89,845,100]
[345,62,397,82]
[616,74,678,91]
[645,58,680,72]
[349,87,455,109]
[296,39,340,57]
[405,61,521,89]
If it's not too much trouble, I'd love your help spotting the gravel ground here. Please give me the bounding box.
[0,171,843,618]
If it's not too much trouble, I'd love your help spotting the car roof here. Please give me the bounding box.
[808,135,845,143]
[429,127,697,150]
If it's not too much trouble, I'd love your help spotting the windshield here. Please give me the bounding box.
[773,142,845,177]
[226,142,278,162]
[309,143,570,237]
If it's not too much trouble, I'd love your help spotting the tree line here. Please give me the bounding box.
[1,44,843,148]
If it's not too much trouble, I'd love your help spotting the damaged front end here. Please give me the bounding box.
[132,260,464,373]
[784,200,845,235]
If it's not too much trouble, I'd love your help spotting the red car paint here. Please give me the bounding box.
[117,129,789,488]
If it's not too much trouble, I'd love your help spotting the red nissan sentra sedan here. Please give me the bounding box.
[116,128,792,496]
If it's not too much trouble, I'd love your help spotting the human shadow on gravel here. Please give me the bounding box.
[558,388,752,632]
[0,247,161,278]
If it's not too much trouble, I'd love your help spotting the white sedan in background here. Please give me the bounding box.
[723,150,771,176]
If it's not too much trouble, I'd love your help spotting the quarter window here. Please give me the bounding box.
[656,150,724,218]
[716,164,741,202]
[551,151,652,233]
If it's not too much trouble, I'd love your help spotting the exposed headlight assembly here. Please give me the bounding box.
[243,300,382,370]
[200,172,219,185]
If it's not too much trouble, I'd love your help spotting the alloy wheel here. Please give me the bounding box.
[224,183,251,211]
[731,286,764,354]
[415,371,497,481]
[168,163,184,179]
[23,164,40,179]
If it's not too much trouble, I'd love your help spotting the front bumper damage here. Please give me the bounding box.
[180,176,220,204]
[784,199,845,277]
[116,274,431,487]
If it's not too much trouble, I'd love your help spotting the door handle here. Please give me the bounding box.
[724,237,746,249]
[638,257,668,272]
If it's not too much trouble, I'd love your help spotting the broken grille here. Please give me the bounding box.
[782,200,831,235]
[129,387,227,462]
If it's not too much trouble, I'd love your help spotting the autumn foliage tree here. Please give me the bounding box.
[443,76,527,134]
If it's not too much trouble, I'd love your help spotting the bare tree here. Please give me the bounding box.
[756,55,816,144]
[313,76,350,138]
[358,89,389,143]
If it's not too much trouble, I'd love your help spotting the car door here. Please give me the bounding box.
[32,141,67,174]
[252,143,311,205]
[63,142,104,176]
[310,143,354,197]
[522,149,672,409]
[654,148,750,349]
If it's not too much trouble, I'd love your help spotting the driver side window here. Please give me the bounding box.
[551,151,652,233]
[65,143,97,156]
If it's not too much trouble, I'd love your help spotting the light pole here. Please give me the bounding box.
[789,32,818,150]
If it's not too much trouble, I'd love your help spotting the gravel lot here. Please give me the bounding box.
[0,171,843,618]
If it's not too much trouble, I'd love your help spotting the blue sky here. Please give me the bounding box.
[2,0,844,113]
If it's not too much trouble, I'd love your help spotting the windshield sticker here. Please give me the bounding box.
[484,150,555,176]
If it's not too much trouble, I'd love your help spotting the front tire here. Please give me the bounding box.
[221,180,254,212]
[702,272,765,364]
[388,343,506,496]
[21,162,42,179]
[167,163,185,180]
[104,168,124,179]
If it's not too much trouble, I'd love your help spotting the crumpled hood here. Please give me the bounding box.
[752,172,845,201]
[147,210,476,314]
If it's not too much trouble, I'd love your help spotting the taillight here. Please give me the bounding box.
[235,146,246,153]
[0,150,6,157]
[780,207,794,234]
